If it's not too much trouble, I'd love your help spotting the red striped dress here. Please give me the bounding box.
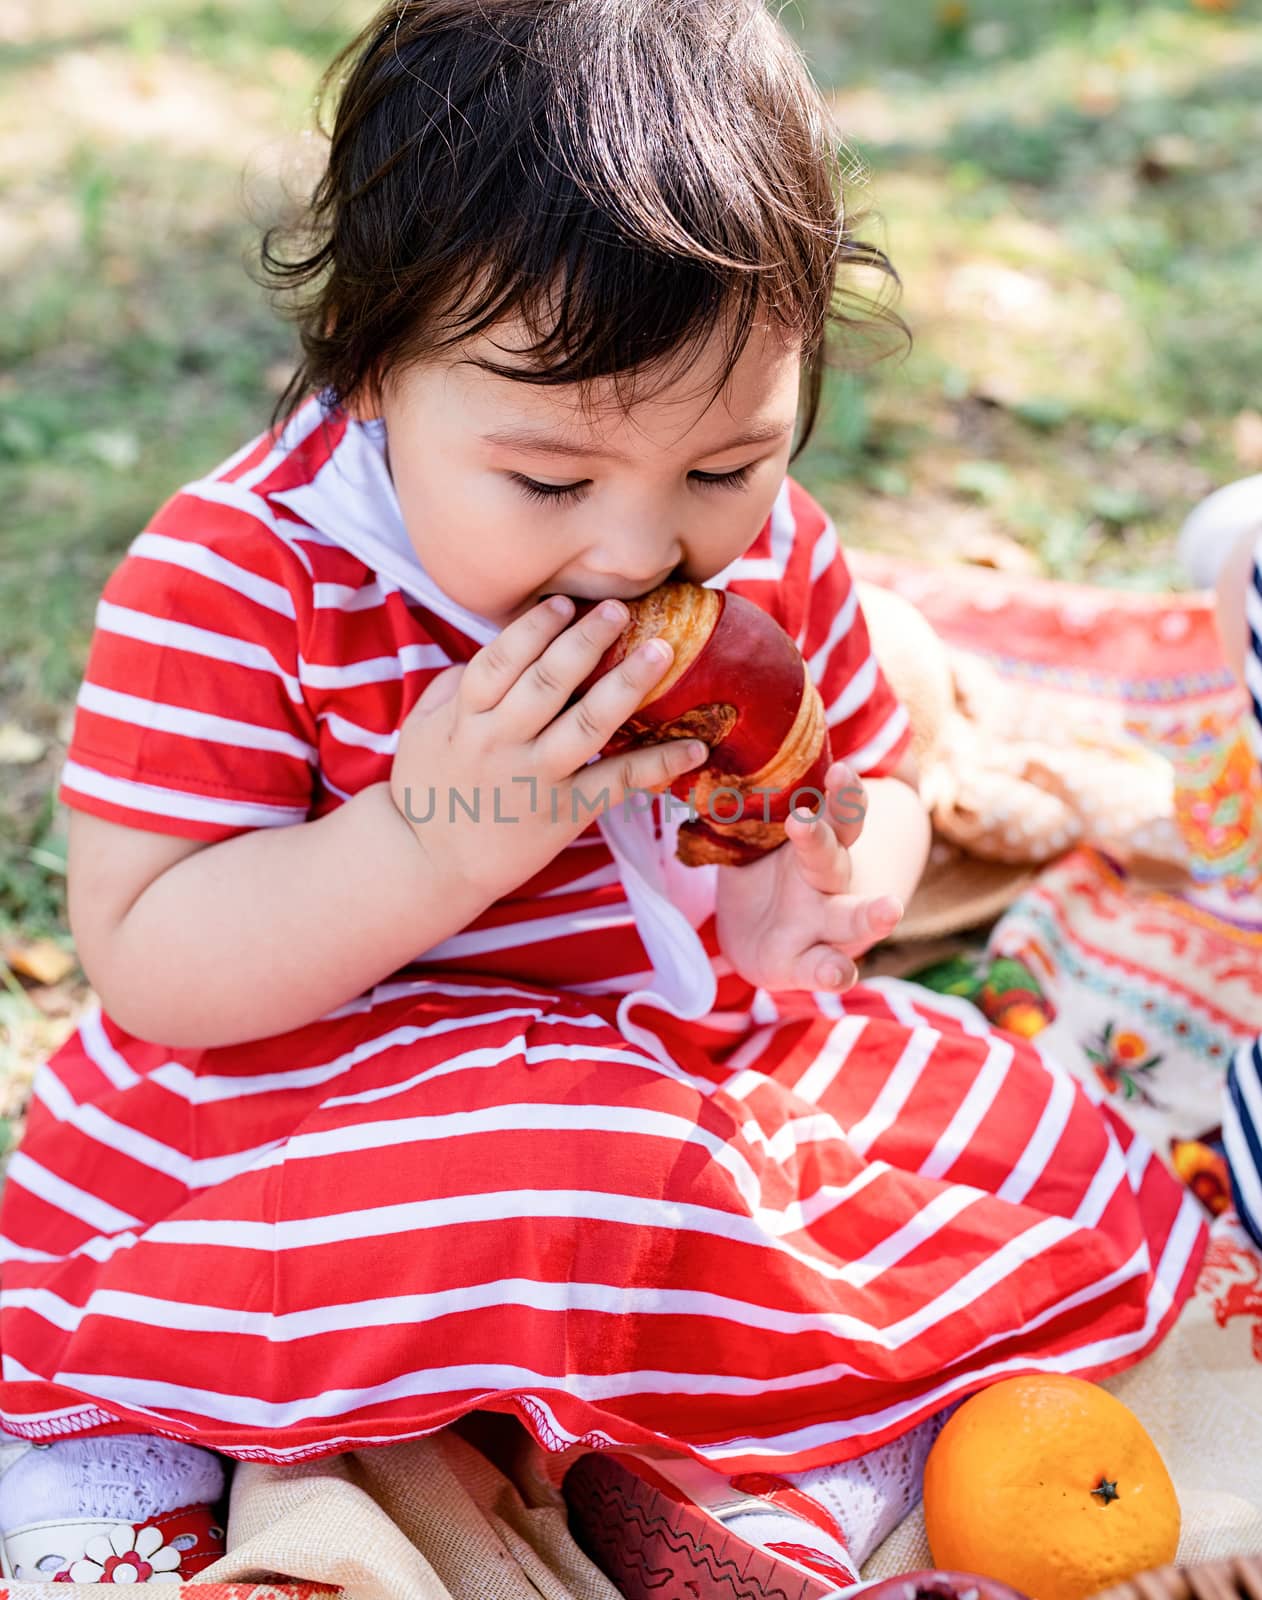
[0,398,1206,1471]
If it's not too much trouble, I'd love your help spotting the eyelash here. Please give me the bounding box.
[508,466,754,507]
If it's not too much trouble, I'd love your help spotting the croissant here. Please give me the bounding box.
[567,581,834,866]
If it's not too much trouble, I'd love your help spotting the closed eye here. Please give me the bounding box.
[692,466,755,491]
[508,465,754,507]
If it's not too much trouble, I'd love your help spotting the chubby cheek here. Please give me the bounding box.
[694,487,782,579]
[395,472,528,602]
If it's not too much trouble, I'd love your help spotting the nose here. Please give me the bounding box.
[578,542,684,601]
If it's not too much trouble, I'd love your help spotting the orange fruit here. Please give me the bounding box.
[923,1375,1180,1600]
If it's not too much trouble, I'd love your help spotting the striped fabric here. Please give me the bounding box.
[0,399,1207,1470]
[1223,531,1262,1250]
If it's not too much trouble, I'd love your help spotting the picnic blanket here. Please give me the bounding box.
[848,551,1262,1191]
[842,554,1262,1574]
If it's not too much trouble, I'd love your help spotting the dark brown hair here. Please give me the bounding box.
[258,0,905,458]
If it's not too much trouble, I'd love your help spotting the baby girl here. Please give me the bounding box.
[0,0,1205,1588]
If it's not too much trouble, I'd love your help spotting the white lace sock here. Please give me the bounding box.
[0,1430,225,1529]
[724,1409,949,1571]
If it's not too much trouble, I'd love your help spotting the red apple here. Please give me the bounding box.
[855,1569,1033,1600]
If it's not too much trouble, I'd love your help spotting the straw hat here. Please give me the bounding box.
[895,843,1040,941]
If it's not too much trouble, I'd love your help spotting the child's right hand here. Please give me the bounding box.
[388,594,709,905]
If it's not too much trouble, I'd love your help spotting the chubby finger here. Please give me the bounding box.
[827,891,904,953]
[460,595,583,715]
[498,596,649,737]
[823,760,868,850]
[537,632,679,774]
[587,736,709,814]
[784,802,851,893]
[797,945,859,994]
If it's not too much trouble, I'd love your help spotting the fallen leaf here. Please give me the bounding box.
[959,529,1043,575]
[0,724,46,765]
[1136,134,1199,183]
[1075,71,1120,117]
[3,940,77,987]
[1231,410,1262,470]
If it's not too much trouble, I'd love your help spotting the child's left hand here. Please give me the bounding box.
[714,760,904,994]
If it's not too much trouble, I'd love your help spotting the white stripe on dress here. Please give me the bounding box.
[298,643,449,689]
[58,762,307,830]
[38,1200,1128,1428]
[129,533,296,617]
[844,703,911,772]
[94,602,303,703]
[75,683,317,763]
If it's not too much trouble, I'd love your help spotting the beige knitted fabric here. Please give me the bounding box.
[195,1421,622,1600]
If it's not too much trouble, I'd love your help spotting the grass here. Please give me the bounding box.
[1,0,1261,988]
[793,0,1262,586]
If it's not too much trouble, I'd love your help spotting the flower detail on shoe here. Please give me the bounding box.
[57,1523,183,1583]
[2,1504,225,1584]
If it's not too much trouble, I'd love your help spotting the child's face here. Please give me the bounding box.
[368,310,803,627]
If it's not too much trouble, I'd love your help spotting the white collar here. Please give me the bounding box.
[270,403,719,1053]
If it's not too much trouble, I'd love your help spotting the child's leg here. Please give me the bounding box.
[0,1431,227,1583]
[1187,482,1262,1250]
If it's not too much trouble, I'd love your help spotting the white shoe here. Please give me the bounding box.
[0,1504,226,1583]
[0,1435,227,1583]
